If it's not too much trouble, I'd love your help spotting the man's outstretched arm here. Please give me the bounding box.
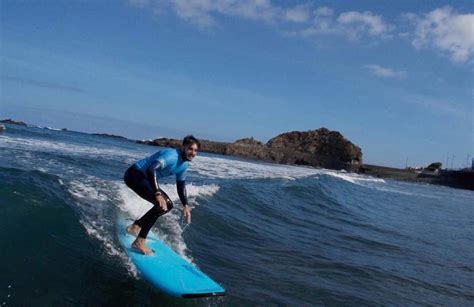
[176,180,188,206]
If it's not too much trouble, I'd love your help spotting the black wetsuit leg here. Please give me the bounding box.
[123,165,174,238]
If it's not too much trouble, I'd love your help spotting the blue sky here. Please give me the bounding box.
[1,0,473,168]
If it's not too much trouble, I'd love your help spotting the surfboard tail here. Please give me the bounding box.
[182,291,226,298]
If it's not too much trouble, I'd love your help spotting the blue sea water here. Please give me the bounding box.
[0,124,473,306]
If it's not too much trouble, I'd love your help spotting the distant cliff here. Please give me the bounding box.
[91,133,130,141]
[137,128,363,171]
[0,119,27,126]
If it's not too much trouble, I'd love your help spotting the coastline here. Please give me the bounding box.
[360,164,474,191]
[2,119,472,191]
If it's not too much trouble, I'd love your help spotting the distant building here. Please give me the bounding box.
[407,166,423,173]
[422,168,440,175]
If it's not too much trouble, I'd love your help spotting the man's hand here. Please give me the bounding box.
[183,206,191,224]
[155,194,168,211]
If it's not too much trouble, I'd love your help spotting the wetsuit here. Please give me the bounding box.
[124,148,189,239]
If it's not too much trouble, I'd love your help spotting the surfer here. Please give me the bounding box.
[123,135,200,255]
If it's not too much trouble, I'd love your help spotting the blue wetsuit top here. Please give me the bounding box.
[134,148,189,206]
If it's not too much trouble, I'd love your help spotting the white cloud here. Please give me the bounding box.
[222,0,281,23]
[129,1,392,42]
[314,7,333,18]
[299,6,338,36]
[158,0,285,27]
[127,0,283,27]
[170,0,218,27]
[295,8,393,40]
[365,64,407,78]
[127,1,474,66]
[284,4,311,23]
[338,11,392,39]
[408,6,474,63]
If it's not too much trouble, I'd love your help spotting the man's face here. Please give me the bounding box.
[183,143,198,161]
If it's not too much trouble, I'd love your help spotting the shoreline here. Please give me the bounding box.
[360,164,474,191]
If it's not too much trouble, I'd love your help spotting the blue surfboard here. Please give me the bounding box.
[117,217,226,298]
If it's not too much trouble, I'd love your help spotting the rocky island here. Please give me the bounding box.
[137,128,363,171]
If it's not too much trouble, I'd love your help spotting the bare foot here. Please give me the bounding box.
[126,224,141,237]
[131,238,154,256]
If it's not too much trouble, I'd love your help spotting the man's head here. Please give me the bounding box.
[182,135,200,161]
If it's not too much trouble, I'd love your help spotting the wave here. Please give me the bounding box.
[3,126,474,305]
[1,133,389,189]
[193,154,388,187]
[0,135,143,164]
[32,125,62,131]
[0,164,221,279]
[64,173,222,275]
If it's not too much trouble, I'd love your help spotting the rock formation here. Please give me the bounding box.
[137,128,363,171]
[0,119,27,126]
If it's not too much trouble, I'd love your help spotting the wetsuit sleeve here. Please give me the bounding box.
[176,180,188,207]
[176,168,187,182]
[146,159,166,193]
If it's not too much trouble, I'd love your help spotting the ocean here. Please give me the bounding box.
[0,124,473,306]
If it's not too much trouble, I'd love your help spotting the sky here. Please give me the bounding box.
[0,0,473,169]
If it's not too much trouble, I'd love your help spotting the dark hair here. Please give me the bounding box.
[182,135,201,149]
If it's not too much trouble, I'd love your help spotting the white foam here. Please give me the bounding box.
[44,126,62,131]
[326,172,386,185]
[69,180,109,201]
[371,185,442,199]
[191,154,386,187]
[193,155,323,180]
[65,177,141,277]
[0,135,142,161]
[35,125,61,131]
[0,136,102,186]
